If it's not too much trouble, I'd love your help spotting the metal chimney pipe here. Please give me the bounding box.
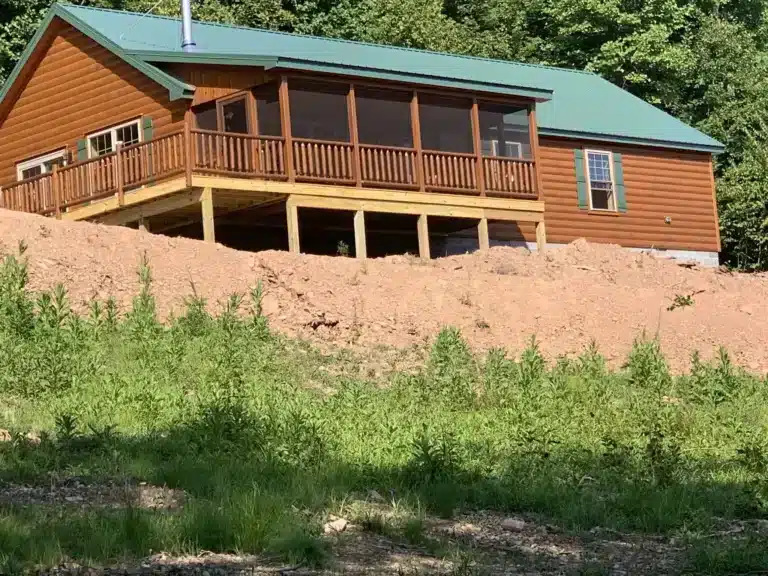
[181,0,196,52]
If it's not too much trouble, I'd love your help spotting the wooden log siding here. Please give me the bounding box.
[0,21,185,186]
[490,136,719,251]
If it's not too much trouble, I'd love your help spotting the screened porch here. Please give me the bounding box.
[191,75,540,199]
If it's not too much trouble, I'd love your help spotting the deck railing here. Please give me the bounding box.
[0,127,538,217]
[360,144,418,188]
[192,129,286,179]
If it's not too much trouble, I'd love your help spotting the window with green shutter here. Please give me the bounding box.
[576,149,628,213]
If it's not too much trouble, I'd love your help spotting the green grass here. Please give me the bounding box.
[0,248,766,573]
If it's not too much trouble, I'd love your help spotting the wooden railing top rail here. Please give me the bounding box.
[1,128,540,216]
[292,136,353,146]
[360,143,417,153]
[484,155,535,164]
[422,149,477,159]
[191,128,284,142]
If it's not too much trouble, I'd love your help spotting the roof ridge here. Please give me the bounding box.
[58,2,597,77]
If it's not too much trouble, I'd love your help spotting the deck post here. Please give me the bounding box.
[348,84,362,187]
[138,217,150,233]
[52,164,61,219]
[201,187,215,243]
[535,220,547,252]
[471,98,485,196]
[286,195,300,253]
[279,76,295,183]
[417,214,430,259]
[184,109,194,188]
[353,210,367,259]
[114,142,124,207]
[410,91,425,192]
[528,105,544,199]
[478,216,490,251]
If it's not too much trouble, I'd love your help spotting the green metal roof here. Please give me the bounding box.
[3,3,724,153]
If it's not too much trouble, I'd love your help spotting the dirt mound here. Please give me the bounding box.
[1,209,767,373]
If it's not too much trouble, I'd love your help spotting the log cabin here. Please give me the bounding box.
[0,2,725,263]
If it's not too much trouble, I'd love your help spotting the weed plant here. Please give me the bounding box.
[0,250,766,573]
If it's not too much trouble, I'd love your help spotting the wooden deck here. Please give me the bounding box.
[0,126,545,257]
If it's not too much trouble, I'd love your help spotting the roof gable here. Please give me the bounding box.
[0,3,194,122]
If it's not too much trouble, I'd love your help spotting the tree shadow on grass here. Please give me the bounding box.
[1,411,766,574]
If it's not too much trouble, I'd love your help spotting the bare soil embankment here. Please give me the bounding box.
[2,208,767,373]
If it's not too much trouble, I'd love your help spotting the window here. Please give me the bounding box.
[16,149,66,181]
[419,95,473,153]
[356,87,413,147]
[478,103,531,159]
[221,97,250,134]
[194,95,253,134]
[289,79,349,141]
[87,119,141,157]
[195,102,218,131]
[586,150,616,211]
[254,83,282,137]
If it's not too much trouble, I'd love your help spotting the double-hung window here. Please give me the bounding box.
[585,150,616,211]
[87,119,141,158]
[16,149,67,181]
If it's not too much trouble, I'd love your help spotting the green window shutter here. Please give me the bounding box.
[573,149,588,209]
[142,116,155,181]
[612,152,627,212]
[76,139,88,161]
[142,116,154,141]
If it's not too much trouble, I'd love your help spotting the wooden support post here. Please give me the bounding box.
[535,220,547,253]
[201,187,215,243]
[471,98,485,196]
[410,91,425,192]
[138,217,150,233]
[528,105,544,199]
[279,76,295,183]
[417,214,430,259]
[478,216,490,251]
[353,210,367,259]
[114,142,124,206]
[184,108,194,188]
[52,164,61,219]
[286,195,300,253]
[348,84,362,187]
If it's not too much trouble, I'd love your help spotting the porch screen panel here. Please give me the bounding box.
[355,87,413,147]
[478,103,531,158]
[254,83,282,136]
[289,79,350,142]
[418,95,473,153]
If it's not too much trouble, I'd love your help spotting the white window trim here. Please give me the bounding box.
[16,149,67,181]
[584,148,617,212]
[491,139,523,158]
[86,118,142,158]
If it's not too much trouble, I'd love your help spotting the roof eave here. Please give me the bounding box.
[132,50,553,101]
[132,50,279,68]
[538,127,725,154]
[267,58,553,101]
